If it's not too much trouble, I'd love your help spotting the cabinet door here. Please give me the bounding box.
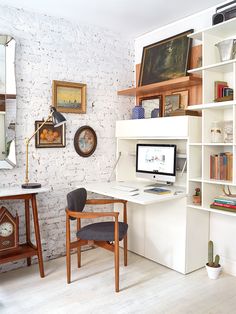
[145,198,187,274]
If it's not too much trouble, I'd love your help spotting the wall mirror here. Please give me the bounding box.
[0,35,16,169]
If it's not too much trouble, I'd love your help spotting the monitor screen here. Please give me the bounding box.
[136,144,176,183]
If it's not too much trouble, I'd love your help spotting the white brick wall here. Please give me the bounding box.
[0,5,135,272]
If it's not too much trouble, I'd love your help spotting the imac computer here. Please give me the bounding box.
[136,144,177,184]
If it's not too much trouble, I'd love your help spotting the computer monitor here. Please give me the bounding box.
[136,144,177,183]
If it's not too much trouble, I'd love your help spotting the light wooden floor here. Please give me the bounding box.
[1,248,236,314]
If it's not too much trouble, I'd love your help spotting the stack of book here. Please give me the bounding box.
[210,196,236,213]
[210,152,233,181]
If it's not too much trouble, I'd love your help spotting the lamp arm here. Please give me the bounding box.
[24,114,52,184]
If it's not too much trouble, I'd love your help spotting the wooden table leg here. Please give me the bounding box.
[25,199,31,266]
[31,194,45,278]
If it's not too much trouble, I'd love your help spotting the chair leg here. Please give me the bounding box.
[66,215,71,284]
[77,218,81,268]
[123,235,128,266]
[114,218,119,292]
[77,245,81,268]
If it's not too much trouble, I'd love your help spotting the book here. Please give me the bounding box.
[144,187,171,195]
[210,204,236,213]
[210,152,233,181]
[214,198,236,206]
[212,202,236,209]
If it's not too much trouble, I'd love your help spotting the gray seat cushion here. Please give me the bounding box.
[76,221,128,242]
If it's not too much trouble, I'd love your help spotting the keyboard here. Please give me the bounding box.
[112,185,139,192]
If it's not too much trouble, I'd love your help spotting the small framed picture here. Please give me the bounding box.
[74,126,97,157]
[35,121,66,148]
[172,90,189,109]
[164,94,180,116]
[52,80,86,114]
[140,95,162,118]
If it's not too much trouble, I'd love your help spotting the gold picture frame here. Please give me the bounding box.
[52,80,86,114]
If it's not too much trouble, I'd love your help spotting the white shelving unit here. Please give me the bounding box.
[187,19,236,221]
[115,116,209,274]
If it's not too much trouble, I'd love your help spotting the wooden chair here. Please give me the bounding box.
[66,188,128,292]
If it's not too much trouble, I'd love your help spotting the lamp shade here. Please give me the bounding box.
[51,107,66,127]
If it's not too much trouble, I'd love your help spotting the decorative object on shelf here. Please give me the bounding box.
[215,39,236,62]
[210,152,233,181]
[223,120,233,143]
[74,125,97,157]
[22,107,66,189]
[169,109,199,116]
[35,120,66,148]
[140,96,162,118]
[214,81,233,102]
[212,1,236,25]
[192,187,201,205]
[151,108,160,118]
[0,207,19,253]
[172,90,188,109]
[132,105,145,119]
[222,185,236,197]
[164,94,180,116]
[210,121,223,143]
[139,29,193,86]
[206,240,222,280]
[52,80,86,114]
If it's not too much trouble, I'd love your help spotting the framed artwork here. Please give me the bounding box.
[52,80,86,114]
[164,94,180,116]
[139,29,193,86]
[140,95,162,118]
[74,126,97,157]
[172,90,189,109]
[35,121,66,148]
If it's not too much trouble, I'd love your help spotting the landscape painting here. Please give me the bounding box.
[139,30,193,86]
[53,80,86,114]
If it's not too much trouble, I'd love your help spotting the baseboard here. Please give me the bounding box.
[221,256,236,276]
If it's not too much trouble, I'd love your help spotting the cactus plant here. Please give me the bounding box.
[208,240,220,268]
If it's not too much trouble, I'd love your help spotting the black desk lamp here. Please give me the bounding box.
[22,107,66,189]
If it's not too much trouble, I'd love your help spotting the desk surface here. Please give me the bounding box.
[79,181,186,205]
[0,187,49,198]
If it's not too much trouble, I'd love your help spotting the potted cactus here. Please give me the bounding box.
[192,187,201,205]
[206,240,222,279]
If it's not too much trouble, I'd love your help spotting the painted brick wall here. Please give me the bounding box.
[0,5,135,272]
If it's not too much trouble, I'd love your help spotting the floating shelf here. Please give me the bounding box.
[117,76,202,97]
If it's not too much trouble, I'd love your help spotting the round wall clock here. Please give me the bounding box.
[74,126,97,157]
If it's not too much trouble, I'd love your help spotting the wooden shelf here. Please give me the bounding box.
[0,243,37,264]
[117,76,202,97]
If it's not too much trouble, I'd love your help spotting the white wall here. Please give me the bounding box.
[135,2,236,276]
[0,5,134,272]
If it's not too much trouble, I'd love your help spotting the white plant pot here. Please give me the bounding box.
[206,263,222,279]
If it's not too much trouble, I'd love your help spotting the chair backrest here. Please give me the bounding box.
[67,188,87,212]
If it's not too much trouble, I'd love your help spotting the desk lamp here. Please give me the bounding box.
[22,106,66,189]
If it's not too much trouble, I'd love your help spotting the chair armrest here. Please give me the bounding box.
[86,199,127,205]
[66,208,119,219]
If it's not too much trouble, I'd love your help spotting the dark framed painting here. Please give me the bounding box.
[52,80,86,114]
[35,121,66,148]
[74,126,97,157]
[164,94,180,117]
[140,95,163,118]
[139,29,193,86]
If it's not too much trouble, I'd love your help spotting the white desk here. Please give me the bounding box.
[77,181,207,275]
[80,181,186,205]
